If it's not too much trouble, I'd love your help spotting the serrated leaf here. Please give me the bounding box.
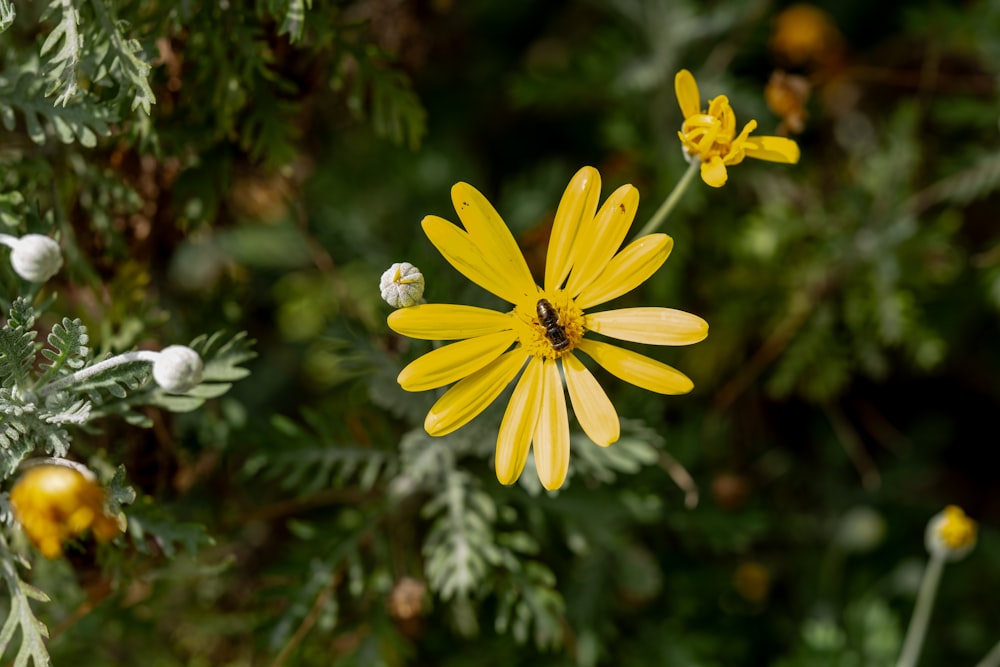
[0,0,14,33]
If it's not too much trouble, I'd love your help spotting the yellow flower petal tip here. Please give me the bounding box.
[395,167,708,490]
[674,69,801,184]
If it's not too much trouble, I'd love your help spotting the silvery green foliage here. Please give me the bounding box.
[0,296,254,477]
[0,532,50,667]
[0,298,254,666]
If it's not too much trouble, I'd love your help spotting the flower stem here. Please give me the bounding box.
[974,639,1000,667]
[37,350,160,397]
[636,159,700,237]
[896,552,946,667]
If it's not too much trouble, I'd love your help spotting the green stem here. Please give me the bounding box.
[896,553,946,667]
[636,158,700,237]
[973,639,1000,667]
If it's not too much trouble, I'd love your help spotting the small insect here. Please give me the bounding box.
[536,298,569,351]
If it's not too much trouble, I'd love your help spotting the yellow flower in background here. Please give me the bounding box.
[388,167,708,490]
[675,69,800,187]
[925,504,977,561]
[10,463,121,558]
[770,4,844,68]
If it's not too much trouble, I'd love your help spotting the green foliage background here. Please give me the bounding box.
[1,0,998,665]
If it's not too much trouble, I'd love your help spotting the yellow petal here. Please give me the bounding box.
[585,307,708,346]
[424,349,528,436]
[562,353,619,447]
[744,135,801,163]
[398,330,518,391]
[575,234,673,310]
[422,215,530,305]
[545,166,601,292]
[700,155,728,187]
[388,304,512,340]
[576,338,694,395]
[533,358,570,490]
[675,69,701,119]
[496,356,544,485]
[451,182,536,299]
[566,184,639,297]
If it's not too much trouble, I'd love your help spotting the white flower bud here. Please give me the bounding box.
[152,345,204,393]
[380,262,424,308]
[925,505,977,562]
[10,234,63,283]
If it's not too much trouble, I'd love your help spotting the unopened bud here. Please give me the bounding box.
[10,234,63,282]
[153,345,204,393]
[380,262,424,308]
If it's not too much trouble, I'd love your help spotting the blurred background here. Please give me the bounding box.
[2,0,999,665]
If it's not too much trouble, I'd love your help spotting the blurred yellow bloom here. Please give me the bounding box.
[675,69,800,187]
[10,463,121,558]
[770,4,844,68]
[388,167,708,490]
[937,505,977,551]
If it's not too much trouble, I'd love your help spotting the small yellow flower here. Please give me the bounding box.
[388,167,708,490]
[9,463,121,558]
[925,505,977,561]
[675,69,801,187]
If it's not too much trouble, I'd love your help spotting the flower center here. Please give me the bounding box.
[512,291,585,360]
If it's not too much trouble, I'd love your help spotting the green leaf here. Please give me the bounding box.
[0,536,51,667]
[0,0,13,33]
[0,69,113,146]
[422,469,502,601]
[88,0,155,114]
[39,0,82,106]
[126,497,214,558]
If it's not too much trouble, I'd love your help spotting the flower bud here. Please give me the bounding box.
[380,262,424,308]
[10,462,121,558]
[10,234,63,282]
[925,505,977,562]
[152,345,204,393]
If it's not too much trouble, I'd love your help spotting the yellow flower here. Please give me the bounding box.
[926,505,977,561]
[9,463,121,558]
[388,167,708,490]
[770,4,844,68]
[674,69,801,187]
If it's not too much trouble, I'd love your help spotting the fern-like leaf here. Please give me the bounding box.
[36,317,89,386]
[39,0,83,106]
[0,69,113,146]
[88,0,155,114]
[0,300,39,391]
[249,411,395,494]
[0,537,51,667]
[0,0,14,34]
[494,561,565,651]
[422,469,502,601]
[126,497,214,558]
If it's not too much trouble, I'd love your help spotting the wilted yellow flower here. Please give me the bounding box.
[388,167,708,490]
[675,69,800,187]
[765,70,810,135]
[9,463,121,558]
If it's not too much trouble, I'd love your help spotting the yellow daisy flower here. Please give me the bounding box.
[10,462,121,558]
[388,167,708,490]
[675,69,801,188]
